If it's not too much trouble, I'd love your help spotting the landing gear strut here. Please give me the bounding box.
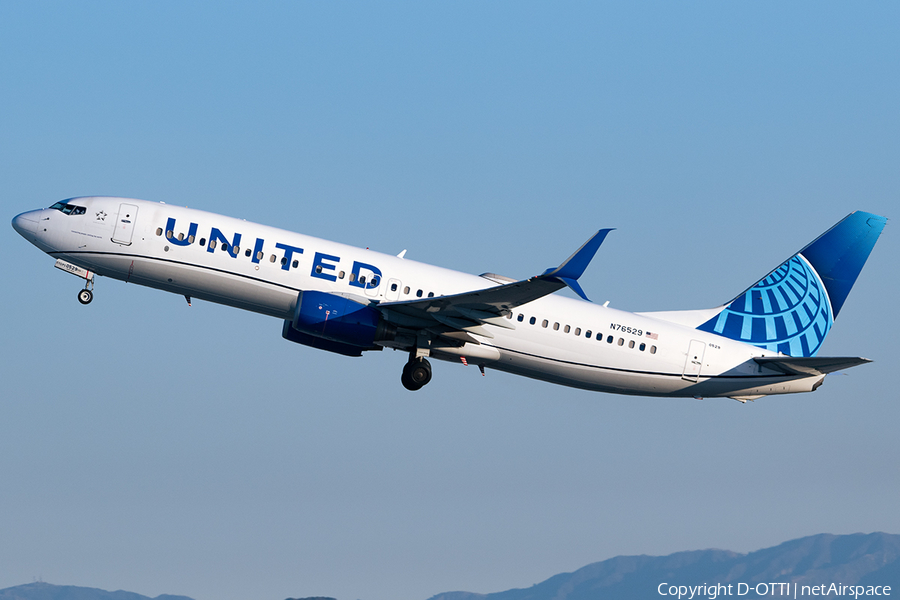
[401,356,432,391]
[53,259,95,305]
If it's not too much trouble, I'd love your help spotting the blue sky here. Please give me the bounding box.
[2,3,898,600]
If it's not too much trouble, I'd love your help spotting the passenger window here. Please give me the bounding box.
[222,244,229,252]
[210,240,217,249]
[530,317,536,325]
[564,325,571,333]
[542,319,548,328]
[359,276,366,285]
[517,314,524,322]
[639,343,646,351]
[596,332,602,340]
[553,322,560,331]
[507,313,513,320]
[416,289,423,297]
[269,254,276,263]
[628,340,635,349]
[200,238,206,246]
[586,330,592,338]
[188,235,195,244]
[574,328,581,336]
[166,230,173,239]
[292,260,299,268]
[156,228,163,236]
[256,251,263,260]
[316,265,323,273]
[245,249,251,257]
[391,283,398,292]
[350,273,357,282]
[340,271,346,280]
[178,233,184,241]
[650,345,657,354]
[607,335,613,343]
[618,338,624,346]
[233,246,239,254]
[404,286,410,294]
[427,291,433,297]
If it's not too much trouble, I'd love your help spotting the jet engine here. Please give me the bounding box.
[282,290,396,356]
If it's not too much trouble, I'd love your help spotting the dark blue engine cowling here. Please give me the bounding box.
[282,320,366,357]
[283,291,395,355]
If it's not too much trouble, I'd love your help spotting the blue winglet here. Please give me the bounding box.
[558,277,590,301]
[541,228,614,301]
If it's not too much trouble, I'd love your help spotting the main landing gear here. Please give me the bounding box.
[401,355,433,391]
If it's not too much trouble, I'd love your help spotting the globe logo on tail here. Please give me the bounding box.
[698,254,834,357]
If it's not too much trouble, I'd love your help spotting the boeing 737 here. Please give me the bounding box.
[12,198,886,400]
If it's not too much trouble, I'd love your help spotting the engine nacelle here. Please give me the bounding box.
[284,290,395,355]
[282,320,366,357]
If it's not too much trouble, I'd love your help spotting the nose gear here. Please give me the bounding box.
[54,259,95,305]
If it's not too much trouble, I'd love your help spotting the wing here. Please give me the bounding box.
[378,229,613,342]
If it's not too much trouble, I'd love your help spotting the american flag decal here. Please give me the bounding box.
[646,331,658,340]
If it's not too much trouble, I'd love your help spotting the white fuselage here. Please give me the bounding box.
[16,197,824,398]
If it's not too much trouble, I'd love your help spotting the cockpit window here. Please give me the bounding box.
[49,201,86,216]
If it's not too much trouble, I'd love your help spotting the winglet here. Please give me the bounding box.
[557,276,590,301]
[540,228,614,301]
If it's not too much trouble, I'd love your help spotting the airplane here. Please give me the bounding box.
[12,197,886,400]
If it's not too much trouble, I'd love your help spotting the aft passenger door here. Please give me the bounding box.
[682,340,706,382]
[111,203,138,246]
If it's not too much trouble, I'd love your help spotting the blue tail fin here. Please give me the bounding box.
[697,211,887,357]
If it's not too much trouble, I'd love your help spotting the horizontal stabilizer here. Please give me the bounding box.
[754,355,871,376]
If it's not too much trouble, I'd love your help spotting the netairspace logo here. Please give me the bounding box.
[658,582,892,599]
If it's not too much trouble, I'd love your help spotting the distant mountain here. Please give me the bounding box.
[4,533,897,600]
[427,533,900,600]
[0,582,193,600]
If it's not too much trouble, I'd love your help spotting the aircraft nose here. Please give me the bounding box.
[12,209,40,240]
